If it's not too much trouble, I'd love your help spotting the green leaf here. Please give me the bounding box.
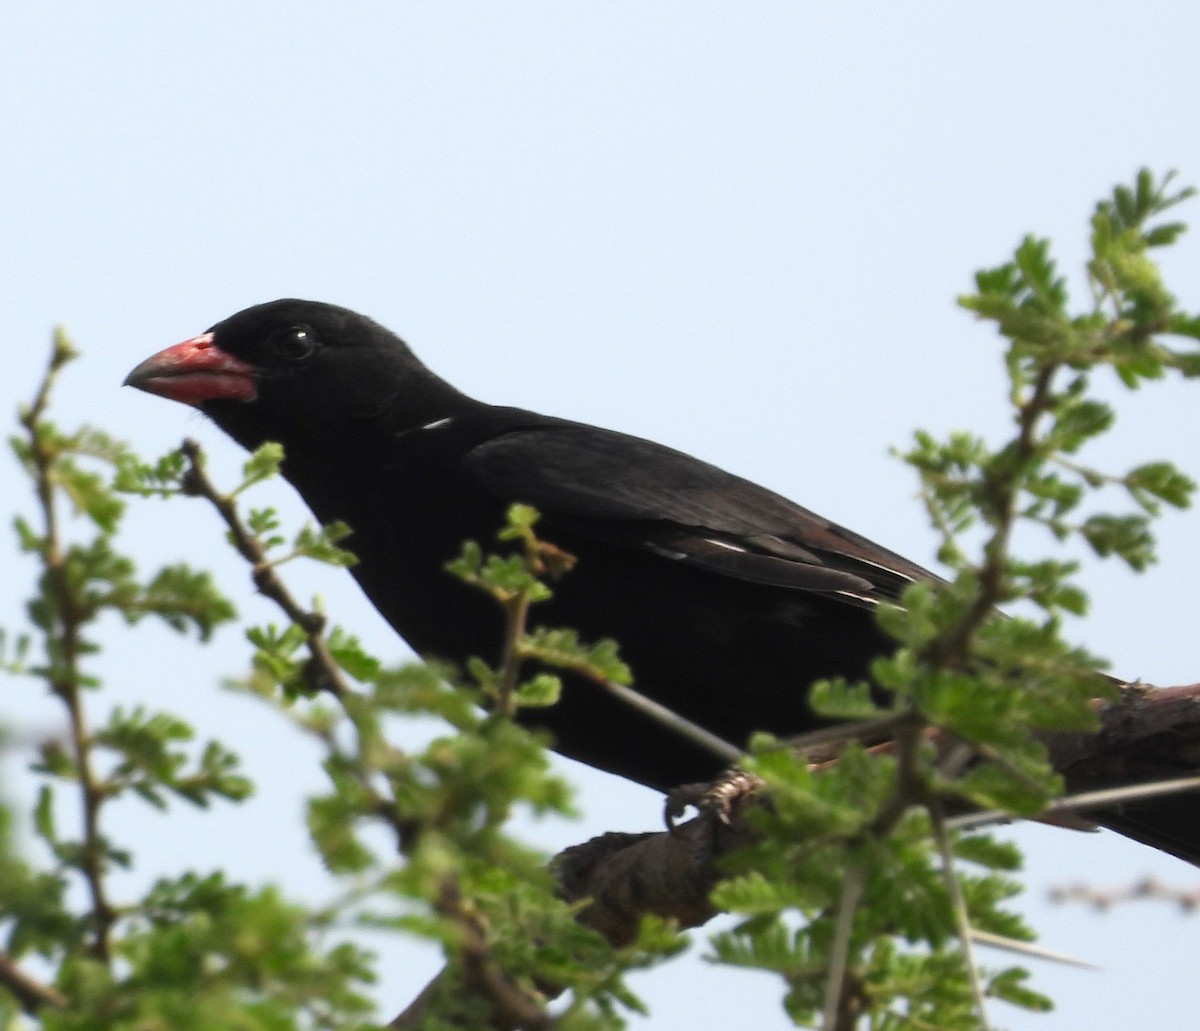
[1125,461,1194,511]
[1079,512,1155,569]
[292,520,359,567]
[236,441,284,494]
[516,673,562,707]
[808,677,885,719]
[987,967,1053,1011]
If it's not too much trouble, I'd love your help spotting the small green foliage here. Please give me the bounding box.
[706,170,1200,1029]
[448,541,554,606]
[120,563,237,640]
[449,505,630,717]
[0,628,31,674]
[1125,460,1194,512]
[4,171,1199,1028]
[12,422,130,533]
[113,447,187,497]
[199,475,668,1024]
[243,621,311,698]
[808,677,885,720]
[1077,513,1156,569]
[714,737,1039,1028]
[292,520,358,567]
[234,441,285,495]
[522,627,631,686]
[245,504,285,548]
[42,875,378,1031]
[2,335,375,1027]
[516,672,563,708]
[94,706,252,809]
[987,966,1053,1013]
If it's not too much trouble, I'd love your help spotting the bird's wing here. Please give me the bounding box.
[461,421,932,605]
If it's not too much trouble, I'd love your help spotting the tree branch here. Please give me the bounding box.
[0,951,67,1014]
[179,438,350,700]
[20,340,116,962]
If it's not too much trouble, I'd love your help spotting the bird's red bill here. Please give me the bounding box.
[124,333,258,405]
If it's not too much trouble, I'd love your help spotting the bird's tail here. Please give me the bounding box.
[1052,683,1200,866]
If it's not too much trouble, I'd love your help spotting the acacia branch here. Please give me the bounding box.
[20,341,116,962]
[0,950,68,1014]
[179,438,350,700]
[176,437,1200,1026]
[1049,876,1200,912]
[552,679,1200,951]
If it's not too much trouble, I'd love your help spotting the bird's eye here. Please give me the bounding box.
[269,325,318,363]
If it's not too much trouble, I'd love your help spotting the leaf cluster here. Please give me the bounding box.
[1,170,1198,1030]
[705,170,1200,1029]
[127,450,681,1028]
[1,346,377,1029]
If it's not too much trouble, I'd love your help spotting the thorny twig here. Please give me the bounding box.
[821,864,867,1031]
[930,801,990,1029]
[1050,876,1200,913]
[179,438,351,700]
[180,439,553,1029]
[19,337,117,961]
[0,950,67,1014]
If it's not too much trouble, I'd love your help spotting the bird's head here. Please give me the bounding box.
[125,299,467,453]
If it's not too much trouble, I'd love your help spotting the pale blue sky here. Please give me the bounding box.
[4,6,1200,1028]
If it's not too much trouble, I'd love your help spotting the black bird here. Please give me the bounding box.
[125,300,1200,867]
[125,299,930,790]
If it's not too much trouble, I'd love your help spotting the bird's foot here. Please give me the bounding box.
[664,769,764,832]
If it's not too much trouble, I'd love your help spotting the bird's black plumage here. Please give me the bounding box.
[126,299,934,789]
[125,298,1200,866]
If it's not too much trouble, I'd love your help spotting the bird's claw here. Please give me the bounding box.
[664,770,764,833]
